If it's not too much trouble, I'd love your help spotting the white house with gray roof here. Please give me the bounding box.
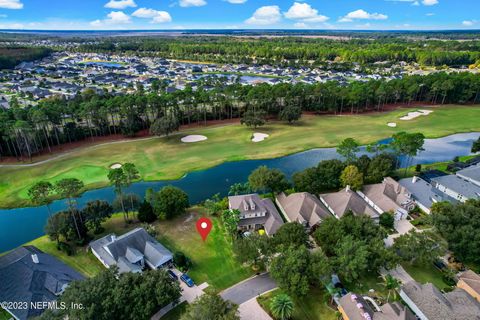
[400,281,480,320]
[431,174,480,203]
[456,164,480,187]
[399,176,458,214]
[89,228,173,274]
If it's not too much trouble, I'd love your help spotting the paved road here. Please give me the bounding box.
[220,273,277,305]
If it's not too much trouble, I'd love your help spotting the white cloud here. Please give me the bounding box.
[132,8,172,23]
[91,11,131,27]
[104,0,136,9]
[462,20,476,26]
[245,5,281,25]
[0,0,23,9]
[293,22,308,28]
[284,2,329,23]
[426,13,435,16]
[422,0,438,5]
[224,0,246,3]
[339,9,388,22]
[179,0,207,7]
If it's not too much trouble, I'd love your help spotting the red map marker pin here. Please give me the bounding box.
[196,217,213,242]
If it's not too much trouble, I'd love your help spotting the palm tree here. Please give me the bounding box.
[270,293,294,320]
[382,275,401,302]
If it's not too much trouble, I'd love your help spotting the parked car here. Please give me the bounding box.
[168,270,179,281]
[180,273,195,287]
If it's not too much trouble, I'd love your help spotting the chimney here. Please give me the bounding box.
[346,185,351,192]
[412,176,418,184]
[111,235,117,242]
[31,254,39,264]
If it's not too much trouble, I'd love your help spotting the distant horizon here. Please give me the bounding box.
[1,28,479,33]
[0,0,478,32]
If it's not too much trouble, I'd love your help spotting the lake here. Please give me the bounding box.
[0,132,478,253]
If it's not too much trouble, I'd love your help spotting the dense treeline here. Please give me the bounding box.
[1,71,479,160]
[0,46,52,69]
[76,36,480,67]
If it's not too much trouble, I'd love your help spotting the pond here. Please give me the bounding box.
[81,61,123,68]
[0,132,478,253]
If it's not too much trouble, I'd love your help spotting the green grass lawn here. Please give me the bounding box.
[161,302,188,320]
[1,105,480,208]
[154,208,253,290]
[0,308,12,320]
[402,263,450,291]
[257,288,338,320]
[16,209,251,290]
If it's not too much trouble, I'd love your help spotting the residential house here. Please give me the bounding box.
[457,270,480,302]
[319,187,379,221]
[431,174,480,202]
[357,177,415,220]
[0,246,84,320]
[456,164,480,187]
[275,192,333,229]
[400,281,480,320]
[338,293,415,320]
[228,194,284,235]
[399,176,457,214]
[90,227,173,274]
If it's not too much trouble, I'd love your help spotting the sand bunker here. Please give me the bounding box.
[110,163,122,169]
[252,133,269,142]
[181,135,208,143]
[387,122,397,127]
[400,109,434,121]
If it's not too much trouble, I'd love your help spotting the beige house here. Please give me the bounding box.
[457,270,480,302]
[357,177,415,220]
[276,192,333,229]
[319,186,379,221]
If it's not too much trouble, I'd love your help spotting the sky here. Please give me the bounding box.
[0,0,478,30]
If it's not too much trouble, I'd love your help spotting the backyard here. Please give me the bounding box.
[21,209,252,290]
[257,288,338,320]
[1,105,480,208]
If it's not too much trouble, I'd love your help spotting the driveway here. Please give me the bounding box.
[238,297,273,320]
[151,269,208,320]
[220,273,277,305]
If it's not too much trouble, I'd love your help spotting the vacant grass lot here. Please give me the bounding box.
[402,263,451,291]
[257,288,338,320]
[1,105,479,208]
[18,209,251,290]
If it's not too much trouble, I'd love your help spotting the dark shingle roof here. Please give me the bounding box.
[0,246,84,320]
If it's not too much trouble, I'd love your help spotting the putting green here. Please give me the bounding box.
[1,105,479,209]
